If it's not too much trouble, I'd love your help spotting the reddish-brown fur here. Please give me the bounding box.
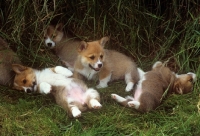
[112,62,196,112]
[44,23,81,69]
[0,37,21,86]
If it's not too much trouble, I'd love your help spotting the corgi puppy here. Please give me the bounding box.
[0,37,21,86]
[12,64,102,118]
[44,23,81,71]
[74,37,140,92]
[111,61,197,113]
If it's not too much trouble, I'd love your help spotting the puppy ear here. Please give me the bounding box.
[99,37,109,47]
[12,64,27,74]
[56,23,63,31]
[78,41,87,52]
[173,82,183,94]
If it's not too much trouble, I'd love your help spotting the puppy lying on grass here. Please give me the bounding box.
[12,64,102,118]
[0,37,21,86]
[112,61,196,112]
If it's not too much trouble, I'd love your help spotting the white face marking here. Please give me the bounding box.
[93,59,103,69]
[22,86,33,93]
[45,37,55,48]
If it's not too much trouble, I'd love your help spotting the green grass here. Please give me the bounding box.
[0,0,200,135]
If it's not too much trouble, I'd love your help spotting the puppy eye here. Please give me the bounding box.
[89,55,95,60]
[23,79,27,84]
[100,55,103,59]
[52,34,56,38]
[188,78,193,82]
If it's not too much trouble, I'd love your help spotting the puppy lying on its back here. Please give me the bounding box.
[112,61,196,112]
[0,37,21,86]
[12,64,102,118]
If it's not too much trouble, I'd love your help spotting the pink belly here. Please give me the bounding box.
[67,87,85,104]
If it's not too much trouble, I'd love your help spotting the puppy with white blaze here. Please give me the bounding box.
[111,61,197,113]
[12,64,102,118]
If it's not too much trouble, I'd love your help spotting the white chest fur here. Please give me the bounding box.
[35,68,72,87]
[77,67,98,80]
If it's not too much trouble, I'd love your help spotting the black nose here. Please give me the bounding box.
[47,43,52,47]
[26,89,32,93]
[98,64,102,68]
[33,82,36,86]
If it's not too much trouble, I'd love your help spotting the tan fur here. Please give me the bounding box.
[101,49,139,82]
[12,64,102,117]
[74,37,139,90]
[12,64,36,91]
[0,37,21,86]
[44,23,81,69]
[51,79,101,117]
[112,61,196,113]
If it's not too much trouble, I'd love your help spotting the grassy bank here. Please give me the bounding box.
[0,0,200,135]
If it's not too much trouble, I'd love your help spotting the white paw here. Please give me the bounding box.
[96,82,108,89]
[127,101,140,109]
[90,99,102,109]
[55,66,73,77]
[111,94,127,103]
[71,107,82,118]
[125,82,134,92]
[39,82,51,94]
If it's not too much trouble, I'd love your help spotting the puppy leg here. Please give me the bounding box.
[97,69,111,88]
[111,94,128,107]
[71,106,82,118]
[85,88,102,109]
[127,101,140,109]
[52,66,73,77]
[125,72,134,92]
[39,82,52,94]
[67,98,82,118]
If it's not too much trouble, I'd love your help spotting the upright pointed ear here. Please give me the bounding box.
[56,23,64,31]
[99,37,109,47]
[12,64,27,74]
[77,41,88,53]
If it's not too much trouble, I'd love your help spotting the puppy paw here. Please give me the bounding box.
[71,107,82,118]
[128,101,140,109]
[39,82,51,94]
[111,94,117,99]
[90,99,102,109]
[96,84,108,89]
[111,94,127,103]
[125,82,134,92]
[54,66,73,77]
